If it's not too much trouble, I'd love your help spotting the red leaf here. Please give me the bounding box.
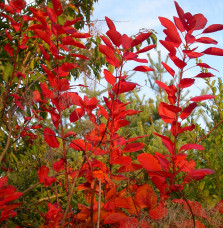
[62,62,78,71]
[179,143,205,152]
[4,44,13,57]
[99,45,116,60]
[64,131,76,138]
[106,30,122,47]
[153,133,174,155]
[155,81,177,105]
[161,62,175,77]
[100,35,114,49]
[38,44,50,62]
[159,40,176,55]
[122,34,132,50]
[174,16,185,32]
[195,72,214,78]
[190,95,215,102]
[137,153,161,171]
[158,102,176,123]
[149,202,167,220]
[133,66,154,72]
[0,176,8,188]
[4,192,23,203]
[135,184,157,209]
[197,63,219,72]
[33,29,52,46]
[64,17,82,26]
[104,212,128,224]
[62,37,86,49]
[38,166,49,183]
[169,54,187,68]
[184,169,214,183]
[180,102,197,120]
[194,14,207,30]
[131,32,152,47]
[53,158,65,172]
[122,143,144,153]
[184,51,204,59]
[41,64,56,87]
[69,139,85,151]
[112,80,137,94]
[202,47,223,56]
[179,78,195,89]
[52,0,63,16]
[159,17,181,45]
[70,54,89,60]
[44,127,59,148]
[104,69,116,85]
[203,24,223,33]
[105,17,116,30]
[46,7,57,23]
[70,107,85,122]
[136,44,156,54]
[196,37,218,45]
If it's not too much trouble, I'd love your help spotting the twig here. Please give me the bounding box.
[197,119,223,143]
[61,158,86,228]
[97,178,102,228]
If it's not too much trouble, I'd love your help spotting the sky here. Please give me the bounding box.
[88,0,223,100]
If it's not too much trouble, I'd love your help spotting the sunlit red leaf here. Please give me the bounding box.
[196,37,218,45]
[122,143,144,153]
[64,17,82,26]
[104,212,128,224]
[179,78,195,89]
[169,54,187,68]
[52,0,63,16]
[194,14,207,30]
[105,16,116,30]
[195,72,214,78]
[112,80,137,94]
[62,37,86,49]
[100,35,114,49]
[179,143,205,152]
[158,102,176,123]
[153,133,174,155]
[135,184,157,210]
[33,29,52,46]
[38,44,50,62]
[131,32,152,47]
[197,63,219,71]
[44,127,59,148]
[184,169,214,183]
[159,17,181,45]
[203,24,223,33]
[137,153,161,171]
[202,47,223,56]
[104,69,116,85]
[133,65,154,72]
[161,61,175,77]
[136,44,156,54]
[190,95,215,102]
[159,40,176,55]
[69,139,85,151]
[70,107,85,122]
[180,102,197,120]
[106,30,122,47]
